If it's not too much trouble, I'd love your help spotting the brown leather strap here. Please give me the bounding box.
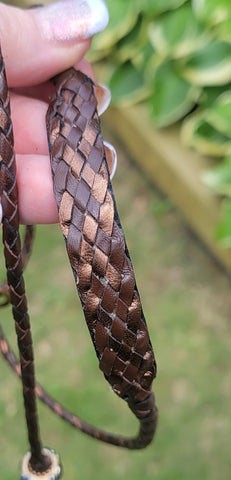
[0,49,157,462]
[0,49,50,473]
[0,225,35,306]
[46,68,158,447]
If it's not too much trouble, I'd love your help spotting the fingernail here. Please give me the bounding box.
[94,83,111,115]
[33,0,109,42]
[104,141,117,179]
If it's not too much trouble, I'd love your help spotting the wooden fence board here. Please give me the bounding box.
[103,105,231,273]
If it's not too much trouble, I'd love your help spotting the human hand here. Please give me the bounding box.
[0,0,110,224]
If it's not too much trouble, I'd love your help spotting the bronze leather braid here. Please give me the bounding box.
[46,68,158,447]
[0,48,157,470]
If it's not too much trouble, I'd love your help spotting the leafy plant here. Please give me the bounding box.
[90,0,231,246]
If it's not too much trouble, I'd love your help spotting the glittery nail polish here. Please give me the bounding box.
[33,0,109,42]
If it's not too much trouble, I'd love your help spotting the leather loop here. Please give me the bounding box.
[0,51,158,455]
[46,68,158,447]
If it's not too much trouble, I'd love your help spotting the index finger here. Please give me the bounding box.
[0,0,108,87]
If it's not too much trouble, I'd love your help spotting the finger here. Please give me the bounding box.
[12,59,95,104]
[16,154,59,225]
[16,144,116,225]
[11,81,54,104]
[74,58,96,82]
[11,82,111,155]
[0,0,109,87]
[10,93,48,155]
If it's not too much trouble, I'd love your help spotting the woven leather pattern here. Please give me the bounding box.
[0,51,50,472]
[47,69,157,445]
[0,53,157,451]
[0,225,34,306]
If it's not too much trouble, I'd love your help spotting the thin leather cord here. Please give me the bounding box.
[0,48,158,466]
[0,225,34,306]
[0,49,51,473]
[0,325,157,448]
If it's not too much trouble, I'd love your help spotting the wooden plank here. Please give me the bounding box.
[103,105,231,272]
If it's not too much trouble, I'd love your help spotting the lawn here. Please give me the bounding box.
[0,127,231,479]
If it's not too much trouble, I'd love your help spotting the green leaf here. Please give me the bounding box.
[216,199,231,247]
[90,0,138,58]
[115,16,148,64]
[216,17,231,43]
[206,91,231,137]
[192,0,231,26]
[134,41,156,71]
[201,86,231,107]
[139,0,188,15]
[181,113,231,156]
[149,4,210,60]
[150,61,200,127]
[203,156,231,195]
[109,62,149,106]
[182,41,231,85]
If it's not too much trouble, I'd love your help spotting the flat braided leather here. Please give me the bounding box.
[0,44,158,461]
[46,68,158,448]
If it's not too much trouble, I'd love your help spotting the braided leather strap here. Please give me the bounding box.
[0,225,35,306]
[47,68,158,448]
[0,50,50,472]
[0,47,157,455]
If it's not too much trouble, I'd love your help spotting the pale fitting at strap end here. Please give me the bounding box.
[21,447,62,480]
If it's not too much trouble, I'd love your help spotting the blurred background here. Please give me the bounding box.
[1,1,231,479]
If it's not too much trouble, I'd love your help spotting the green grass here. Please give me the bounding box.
[0,130,231,479]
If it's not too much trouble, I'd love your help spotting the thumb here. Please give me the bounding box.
[0,0,109,87]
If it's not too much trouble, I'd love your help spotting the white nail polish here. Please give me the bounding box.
[33,0,109,42]
[94,83,111,115]
[0,203,2,224]
[104,141,117,179]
